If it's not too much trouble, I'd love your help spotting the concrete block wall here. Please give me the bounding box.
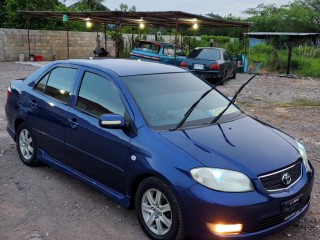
[0,28,116,62]
[0,28,204,62]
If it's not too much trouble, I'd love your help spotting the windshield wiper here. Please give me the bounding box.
[170,62,263,131]
[169,76,228,131]
[210,62,263,125]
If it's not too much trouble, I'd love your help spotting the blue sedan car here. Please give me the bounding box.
[5,59,314,240]
[130,40,186,66]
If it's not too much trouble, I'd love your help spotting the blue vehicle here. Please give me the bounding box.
[5,59,314,240]
[130,40,186,66]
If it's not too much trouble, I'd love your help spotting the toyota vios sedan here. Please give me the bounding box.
[5,59,314,240]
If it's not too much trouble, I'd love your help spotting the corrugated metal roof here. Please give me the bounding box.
[246,32,319,37]
[21,11,251,28]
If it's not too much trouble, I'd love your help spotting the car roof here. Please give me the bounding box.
[193,47,224,51]
[139,40,173,46]
[59,59,186,77]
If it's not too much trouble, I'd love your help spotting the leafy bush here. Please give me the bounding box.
[225,40,244,54]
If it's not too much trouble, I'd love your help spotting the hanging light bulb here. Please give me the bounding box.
[192,22,199,30]
[139,22,145,30]
[86,21,93,28]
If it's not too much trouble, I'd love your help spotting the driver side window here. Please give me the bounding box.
[76,72,125,118]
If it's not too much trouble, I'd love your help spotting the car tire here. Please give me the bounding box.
[16,123,39,166]
[220,71,228,85]
[231,69,236,79]
[135,177,184,240]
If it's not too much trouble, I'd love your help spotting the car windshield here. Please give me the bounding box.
[122,73,241,130]
[188,48,221,60]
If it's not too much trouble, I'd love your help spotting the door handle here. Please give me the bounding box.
[67,118,79,129]
[29,99,37,106]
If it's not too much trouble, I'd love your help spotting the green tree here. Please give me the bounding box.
[115,3,136,12]
[4,0,65,29]
[244,2,318,32]
[0,0,6,27]
[68,0,110,11]
[298,0,320,30]
[205,13,247,38]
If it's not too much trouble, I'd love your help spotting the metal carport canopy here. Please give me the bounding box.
[21,11,251,28]
[22,11,251,61]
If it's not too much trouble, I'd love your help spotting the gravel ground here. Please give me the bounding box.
[0,62,319,240]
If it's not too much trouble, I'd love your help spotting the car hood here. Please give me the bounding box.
[160,116,300,178]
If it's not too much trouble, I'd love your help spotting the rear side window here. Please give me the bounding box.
[35,73,50,92]
[76,72,125,118]
[188,49,221,60]
[34,67,77,103]
[44,67,77,103]
[223,52,231,60]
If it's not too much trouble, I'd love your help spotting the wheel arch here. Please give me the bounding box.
[14,118,25,140]
[128,172,176,209]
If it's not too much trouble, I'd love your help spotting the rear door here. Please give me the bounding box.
[28,65,79,164]
[64,68,132,194]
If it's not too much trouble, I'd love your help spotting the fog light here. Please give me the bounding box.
[207,223,243,235]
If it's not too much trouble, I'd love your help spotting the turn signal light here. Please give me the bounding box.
[180,61,188,67]
[210,64,220,70]
[207,223,243,235]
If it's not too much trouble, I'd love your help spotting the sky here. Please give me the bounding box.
[63,0,291,17]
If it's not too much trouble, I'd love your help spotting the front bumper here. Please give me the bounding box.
[176,163,314,239]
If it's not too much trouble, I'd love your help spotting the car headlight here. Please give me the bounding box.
[190,168,254,192]
[297,141,311,172]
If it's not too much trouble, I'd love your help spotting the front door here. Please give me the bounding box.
[65,69,132,194]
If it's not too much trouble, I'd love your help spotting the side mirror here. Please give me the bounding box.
[99,114,126,129]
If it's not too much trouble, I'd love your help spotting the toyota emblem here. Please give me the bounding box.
[282,173,292,186]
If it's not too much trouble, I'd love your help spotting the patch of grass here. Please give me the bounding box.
[249,44,320,78]
[274,98,320,107]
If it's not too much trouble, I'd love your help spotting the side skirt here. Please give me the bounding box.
[37,149,131,208]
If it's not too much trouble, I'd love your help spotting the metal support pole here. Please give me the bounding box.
[115,19,122,58]
[104,22,107,49]
[174,16,178,65]
[244,27,249,56]
[27,18,31,60]
[67,23,70,59]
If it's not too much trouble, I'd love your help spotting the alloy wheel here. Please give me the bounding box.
[19,129,33,160]
[141,188,172,236]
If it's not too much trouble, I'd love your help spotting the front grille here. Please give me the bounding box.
[259,162,302,192]
[249,196,310,232]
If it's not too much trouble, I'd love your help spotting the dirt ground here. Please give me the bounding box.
[0,62,319,240]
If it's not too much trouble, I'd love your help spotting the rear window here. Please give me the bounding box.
[138,42,160,54]
[188,49,221,60]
